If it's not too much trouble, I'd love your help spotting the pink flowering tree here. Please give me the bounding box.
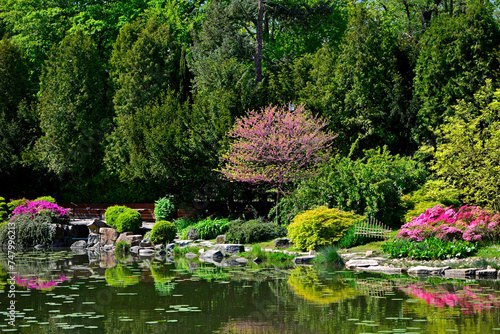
[220,104,336,195]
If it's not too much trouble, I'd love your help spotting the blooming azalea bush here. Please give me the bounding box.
[11,200,68,220]
[396,205,500,243]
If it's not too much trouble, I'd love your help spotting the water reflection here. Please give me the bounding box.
[1,250,500,333]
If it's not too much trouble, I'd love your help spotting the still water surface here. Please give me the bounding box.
[1,250,500,333]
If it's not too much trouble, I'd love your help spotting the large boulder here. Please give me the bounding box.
[99,227,119,245]
[87,233,99,248]
[187,228,199,241]
[116,232,142,246]
[345,259,379,270]
[408,266,450,277]
[274,238,293,249]
[199,250,224,262]
[214,244,244,255]
[292,255,316,265]
[216,235,226,244]
[70,240,87,250]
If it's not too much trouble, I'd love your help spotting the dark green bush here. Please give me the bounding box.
[179,217,231,240]
[115,240,131,254]
[105,205,128,229]
[382,237,477,260]
[226,218,286,244]
[0,211,56,247]
[150,220,177,244]
[154,196,176,221]
[115,209,142,233]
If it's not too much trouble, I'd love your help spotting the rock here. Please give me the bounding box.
[274,238,292,249]
[293,255,316,265]
[476,268,497,278]
[309,250,317,256]
[345,259,379,270]
[87,219,109,234]
[87,233,99,248]
[155,244,165,250]
[99,252,117,268]
[356,266,406,275]
[175,240,192,248]
[216,235,226,244]
[444,268,478,278]
[408,266,450,277]
[365,251,374,257]
[139,239,152,248]
[103,244,114,252]
[222,258,246,267]
[198,248,205,254]
[139,248,155,256]
[157,249,167,256]
[185,252,197,259]
[130,246,140,253]
[253,257,262,264]
[89,242,104,252]
[70,240,87,250]
[166,243,175,252]
[199,249,224,262]
[214,244,244,255]
[187,227,199,240]
[235,257,249,264]
[199,241,214,248]
[99,227,119,245]
[34,244,45,250]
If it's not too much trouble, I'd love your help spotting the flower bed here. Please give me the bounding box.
[397,205,500,243]
[12,200,68,220]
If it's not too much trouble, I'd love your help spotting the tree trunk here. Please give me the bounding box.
[254,0,264,85]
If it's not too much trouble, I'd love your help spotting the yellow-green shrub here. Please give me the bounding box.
[287,206,363,251]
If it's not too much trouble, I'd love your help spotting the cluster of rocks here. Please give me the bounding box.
[344,254,500,280]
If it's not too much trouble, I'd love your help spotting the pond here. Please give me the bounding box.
[1,250,500,333]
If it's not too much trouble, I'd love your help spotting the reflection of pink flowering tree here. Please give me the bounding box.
[220,104,335,193]
[399,282,500,314]
[15,274,70,291]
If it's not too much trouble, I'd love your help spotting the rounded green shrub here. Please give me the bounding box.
[7,198,27,215]
[105,205,128,229]
[0,197,8,221]
[226,218,286,244]
[154,196,176,221]
[150,220,177,245]
[287,206,363,251]
[115,209,142,233]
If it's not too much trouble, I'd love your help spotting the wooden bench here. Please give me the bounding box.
[61,203,156,222]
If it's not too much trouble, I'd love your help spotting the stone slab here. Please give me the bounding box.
[408,266,450,277]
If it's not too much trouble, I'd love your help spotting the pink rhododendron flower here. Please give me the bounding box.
[11,200,68,220]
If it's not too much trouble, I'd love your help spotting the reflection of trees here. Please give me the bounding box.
[287,266,361,305]
[105,264,140,287]
[149,262,177,296]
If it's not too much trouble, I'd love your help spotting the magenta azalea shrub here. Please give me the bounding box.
[11,200,68,220]
[397,205,500,243]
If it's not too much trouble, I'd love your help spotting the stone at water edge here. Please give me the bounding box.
[99,227,119,245]
[292,256,316,265]
[274,238,293,249]
[87,233,99,247]
[407,266,450,276]
[185,252,197,259]
[154,244,165,250]
[345,259,379,270]
[444,268,478,278]
[199,249,224,262]
[70,240,87,250]
[166,243,175,252]
[476,268,497,278]
[214,244,244,255]
[130,246,140,253]
[253,257,262,264]
[139,239,152,248]
[139,248,155,256]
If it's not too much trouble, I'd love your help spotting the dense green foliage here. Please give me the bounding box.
[273,148,427,226]
[33,196,57,204]
[104,206,128,229]
[426,82,500,211]
[0,211,56,247]
[179,217,231,240]
[225,218,286,244]
[0,197,8,221]
[154,196,176,221]
[336,224,379,249]
[1,0,500,230]
[115,240,131,255]
[150,220,177,245]
[287,206,363,251]
[114,209,142,233]
[382,237,478,260]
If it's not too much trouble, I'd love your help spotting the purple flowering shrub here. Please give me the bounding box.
[397,205,500,243]
[11,200,68,220]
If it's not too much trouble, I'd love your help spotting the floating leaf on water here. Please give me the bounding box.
[146,321,159,324]
[167,320,178,323]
